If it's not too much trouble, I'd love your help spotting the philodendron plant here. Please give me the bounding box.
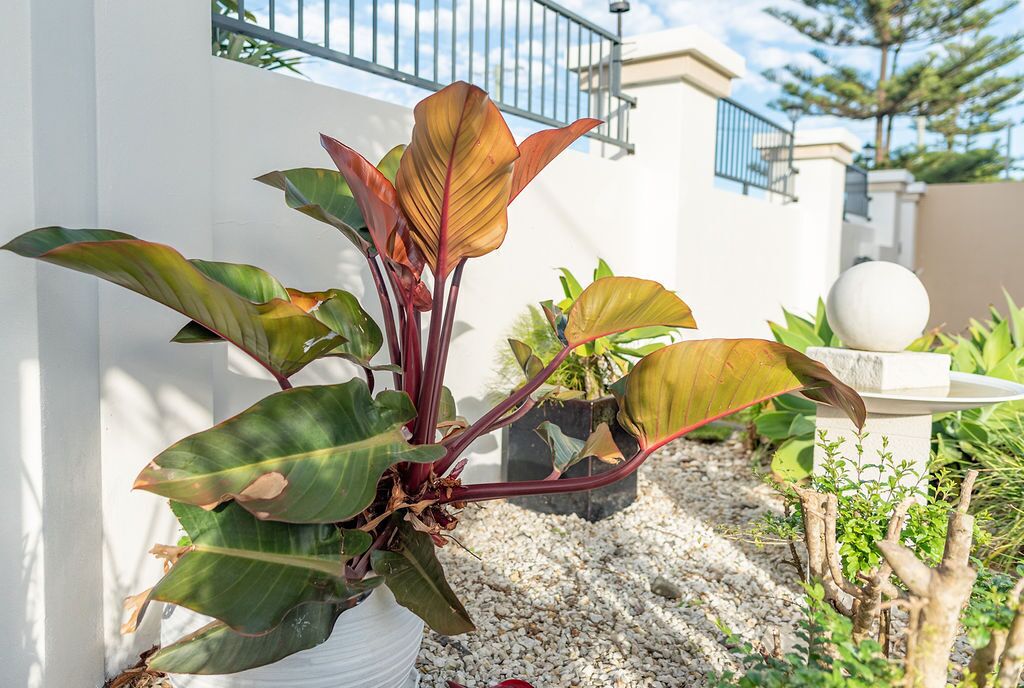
[1,81,865,675]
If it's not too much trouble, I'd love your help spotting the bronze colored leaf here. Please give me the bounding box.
[395,81,519,278]
[509,118,601,202]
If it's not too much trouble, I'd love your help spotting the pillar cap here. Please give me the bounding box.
[792,127,861,165]
[868,168,925,194]
[620,26,745,97]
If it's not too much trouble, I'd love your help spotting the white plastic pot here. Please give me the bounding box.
[161,587,423,688]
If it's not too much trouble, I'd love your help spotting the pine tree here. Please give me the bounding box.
[764,0,1022,166]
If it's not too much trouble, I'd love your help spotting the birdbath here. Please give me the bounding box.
[806,261,1024,486]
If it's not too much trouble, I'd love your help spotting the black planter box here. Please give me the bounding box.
[501,396,640,521]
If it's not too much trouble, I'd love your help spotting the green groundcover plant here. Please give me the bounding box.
[1,82,866,675]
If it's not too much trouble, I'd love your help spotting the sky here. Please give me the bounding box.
[245,0,1024,166]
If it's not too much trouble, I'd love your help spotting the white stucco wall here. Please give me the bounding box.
[1,5,857,685]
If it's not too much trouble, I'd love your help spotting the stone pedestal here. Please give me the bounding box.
[807,347,951,488]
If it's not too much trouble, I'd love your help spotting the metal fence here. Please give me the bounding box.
[843,164,870,219]
[213,0,635,151]
[714,98,795,199]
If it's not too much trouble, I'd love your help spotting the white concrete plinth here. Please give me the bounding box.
[813,406,932,489]
[810,346,949,489]
[807,347,951,393]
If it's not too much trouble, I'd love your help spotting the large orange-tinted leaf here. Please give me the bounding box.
[2,228,338,379]
[134,381,444,523]
[320,135,400,255]
[320,137,430,308]
[564,277,697,347]
[509,118,601,202]
[615,339,865,452]
[395,81,520,279]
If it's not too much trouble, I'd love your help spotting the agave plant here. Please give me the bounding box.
[1,81,865,674]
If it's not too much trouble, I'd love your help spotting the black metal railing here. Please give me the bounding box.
[213,0,635,151]
[714,98,795,199]
[843,164,870,219]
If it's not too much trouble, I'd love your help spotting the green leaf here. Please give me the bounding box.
[190,259,291,302]
[771,437,815,482]
[255,168,370,250]
[614,339,865,452]
[508,338,545,379]
[287,288,383,366]
[376,145,406,184]
[148,603,346,675]
[787,412,816,438]
[171,259,295,344]
[814,297,836,346]
[438,386,457,424]
[767,317,820,353]
[754,411,798,441]
[371,520,475,635]
[148,502,376,635]
[564,277,696,348]
[773,393,817,414]
[2,228,338,379]
[1004,289,1024,348]
[134,381,445,523]
[982,320,1012,372]
[171,321,221,344]
[593,258,614,281]
[782,309,821,346]
[557,267,585,301]
[535,421,624,475]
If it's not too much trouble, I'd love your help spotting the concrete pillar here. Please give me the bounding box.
[1,1,106,686]
[791,128,862,301]
[619,26,744,299]
[808,347,951,491]
[1,1,217,683]
[866,169,926,270]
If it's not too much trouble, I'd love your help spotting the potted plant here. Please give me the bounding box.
[1,81,865,686]
[496,259,681,520]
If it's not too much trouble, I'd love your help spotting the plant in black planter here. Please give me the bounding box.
[497,260,682,520]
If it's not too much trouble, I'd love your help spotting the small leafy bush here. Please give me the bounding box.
[755,433,970,579]
[711,583,902,688]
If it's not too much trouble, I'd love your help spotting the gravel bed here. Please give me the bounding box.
[417,439,801,688]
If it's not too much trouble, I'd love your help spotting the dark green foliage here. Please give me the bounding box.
[885,146,1013,183]
[764,0,1023,167]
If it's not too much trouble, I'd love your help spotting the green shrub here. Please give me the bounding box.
[711,583,902,688]
[755,433,968,579]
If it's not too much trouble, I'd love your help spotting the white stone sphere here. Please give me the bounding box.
[825,261,930,352]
